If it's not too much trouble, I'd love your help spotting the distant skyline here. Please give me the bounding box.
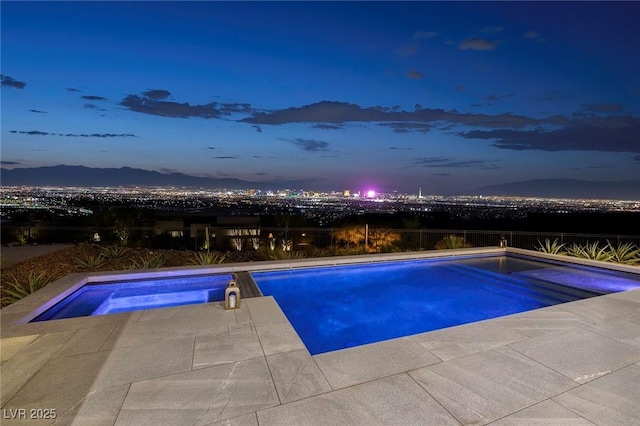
[1,1,639,195]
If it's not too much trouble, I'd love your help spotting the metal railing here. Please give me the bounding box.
[2,225,639,253]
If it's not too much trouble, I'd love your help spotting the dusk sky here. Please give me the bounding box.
[2,1,639,194]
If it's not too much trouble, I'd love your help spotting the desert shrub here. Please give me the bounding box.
[258,247,306,261]
[191,251,226,265]
[566,242,613,262]
[434,235,472,250]
[128,252,167,269]
[605,241,640,265]
[74,253,106,270]
[99,244,131,260]
[535,238,566,254]
[1,272,52,305]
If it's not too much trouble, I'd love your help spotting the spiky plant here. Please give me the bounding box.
[74,253,106,271]
[573,242,614,262]
[190,251,226,265]
[99,244,131,260]
[260,248,306,260]
[128,252,166,269]
[606,241,640,265]
[535,238,566,254]
[435,235,471,250]
[1,272,52,305]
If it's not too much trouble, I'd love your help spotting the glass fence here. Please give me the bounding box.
[2,225,639,253]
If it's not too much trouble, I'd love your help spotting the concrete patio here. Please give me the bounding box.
[1,252,640,425]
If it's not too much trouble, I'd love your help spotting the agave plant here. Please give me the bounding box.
[128,252,166,269]
[1,272,52,305]
[572,242,614,262]
[434,235,471,250]
[74,253,106,270]
[260,248,306,260]
[606,241,640,265]
[190,251,226,265]
[99,244,131,260]
[535,238,566,254]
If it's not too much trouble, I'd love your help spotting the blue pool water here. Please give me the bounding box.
[32,274,232,322]
[252,255,640,354]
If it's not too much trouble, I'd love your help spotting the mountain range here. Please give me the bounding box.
[1,165,639,200]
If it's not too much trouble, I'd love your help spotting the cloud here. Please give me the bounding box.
[523,30,546,42]
[252,125,263,132]
[414,30,438,39]
[207,146,216,150]
[241,100,542,129]
[254,172,268,176]
[459,115,640,153]
[10,130,136,138]
[81,95,107,101]
[388,146,413,151]
[289,138,329,152]
[379,122,431,134]
[213,156,238,159]
[485,93,515,102]
[524,30,539,39]
[415,156,500,170]
[1,74,27,89]
[394,45,418,57]
[582,103,624,114]
[84,104,106,111]
[121,90,254,119]
[432,173,451,176]
[142,89,171,100]
[634,155,640,163]
[459,38,497,51]
[1,160,21,165]
[313,124,343,130]
[29,109,47,114]
[481,26,504,34]
[405,70,424,80]
[67,88,81,92]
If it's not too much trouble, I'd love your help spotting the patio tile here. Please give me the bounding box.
[136,301,232,322]
[409,346,577,425]
[256,323,306,356]
[490,399,592,425]
[244,297,289,327]
[257,373,460,426]
[578,314,640,349]
[411,321,529,361]
[100,314,230,349]
[508,328,640,383]
[6,336,194,410]
[314,337,441,389]
[54,324,117,357]
[193,329,263,368]
[0,334,38,363]
[0,331,75,406]
[491,307,589,338]
[266,349,332,403]
[555,294,640,321]
[553,363,640,426]
[212,413,258,425]
[116,357,279,425]
[46,384,130,426]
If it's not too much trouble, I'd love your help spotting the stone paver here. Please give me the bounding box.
[409,346,578,425]
[257,374,461,426]
[509,327,640,383]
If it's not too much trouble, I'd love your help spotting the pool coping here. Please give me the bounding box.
[1,248,639,424]
[6,246,640,325]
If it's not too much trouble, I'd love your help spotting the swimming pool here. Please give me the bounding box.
[31,274,233,322]
[252,254,640,354]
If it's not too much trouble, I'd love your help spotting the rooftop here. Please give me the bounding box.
[1,249,639,425]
